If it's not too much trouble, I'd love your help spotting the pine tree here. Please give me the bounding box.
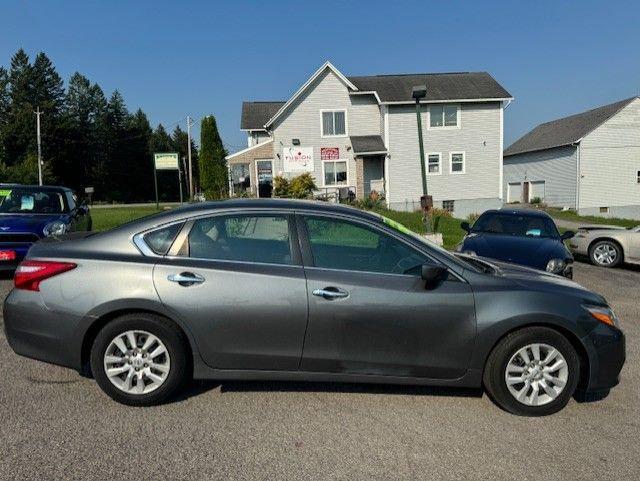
[199,115,228,199]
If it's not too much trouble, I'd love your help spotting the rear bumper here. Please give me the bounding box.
[581,323,625,393]
[3,289,84,370]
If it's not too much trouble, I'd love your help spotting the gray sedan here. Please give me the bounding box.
[3,200,625,416]
[569,224,640,268]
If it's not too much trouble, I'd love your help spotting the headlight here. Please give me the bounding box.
[546,258,565,274]
[43,221,67,237]
[584,305,620,328]
[463,250,477,256]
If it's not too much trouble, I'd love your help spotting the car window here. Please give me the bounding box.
[472,213,559,238]
[188,215,292,265]
[304,216,427,275]
[144,223,184,255]
[0,188,67,214]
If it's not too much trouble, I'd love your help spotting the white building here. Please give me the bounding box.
[504,96,640,219]
[227,61,512,218]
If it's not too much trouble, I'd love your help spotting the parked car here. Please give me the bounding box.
[4,200,624,416]
[457,209,575,278]
[0,184,91,270]
[568,224,640,268]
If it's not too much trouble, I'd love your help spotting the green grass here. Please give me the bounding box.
[544,207,638,228]
[91,206,167,231]
[371,208,466,250]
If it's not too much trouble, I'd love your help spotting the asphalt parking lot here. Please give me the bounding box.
[0,261,638,480]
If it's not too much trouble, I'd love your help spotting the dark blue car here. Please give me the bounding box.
[457,209,575,278]
[0,184,91,271]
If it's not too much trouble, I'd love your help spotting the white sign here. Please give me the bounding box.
[154,152,179,170]
[283,147,314,173]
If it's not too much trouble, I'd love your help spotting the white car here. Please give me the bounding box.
[568,224,640,267]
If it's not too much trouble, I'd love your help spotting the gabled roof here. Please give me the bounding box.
[347,72,512,103]
[350,135,387,155]
[241,102,285,130]
[504,96,639,157]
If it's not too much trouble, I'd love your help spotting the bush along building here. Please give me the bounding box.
[226,61,512,218]
[504,96,640,219]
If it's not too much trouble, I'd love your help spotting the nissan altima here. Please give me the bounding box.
[3,200,625,416]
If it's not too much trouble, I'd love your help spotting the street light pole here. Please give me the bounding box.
[186,116,195,199]
[35,107,43,186]
[412,86,432,233]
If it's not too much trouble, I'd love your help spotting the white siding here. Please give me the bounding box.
[386,102,503,206]
[271,69,381,187]
[578,98,640,210]
[503,145,578,208]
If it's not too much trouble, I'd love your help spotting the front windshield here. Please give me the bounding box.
[472,212,559,239]
[0,188,67,214]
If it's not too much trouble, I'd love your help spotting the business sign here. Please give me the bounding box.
[320,147,339,160]
[154,152,179,170]
[282,147,314,173]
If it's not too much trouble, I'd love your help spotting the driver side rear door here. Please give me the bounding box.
[298,213,476,379]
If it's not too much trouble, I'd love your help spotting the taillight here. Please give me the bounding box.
[14,260,77,291]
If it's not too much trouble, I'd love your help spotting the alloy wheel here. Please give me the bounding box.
[504,343,568,406]
[593,243,618,265]
[103,330,171,395]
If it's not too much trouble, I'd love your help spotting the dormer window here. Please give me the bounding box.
[321,110,347,137]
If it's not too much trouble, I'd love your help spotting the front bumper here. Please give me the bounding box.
[580,323,625,393]
[568,235,590,256]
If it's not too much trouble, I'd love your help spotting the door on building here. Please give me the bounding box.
[529,181,545,202]
[256,159,273,198]
[507,182,522,203]
[522,182,530,203]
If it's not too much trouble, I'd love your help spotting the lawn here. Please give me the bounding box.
[543,207,639,228]
[91,206,167,231]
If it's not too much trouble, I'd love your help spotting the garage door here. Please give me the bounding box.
[508,182,522,203]
[530,181,545,201]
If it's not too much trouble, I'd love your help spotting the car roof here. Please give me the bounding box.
[483,208,553,219]
[0,183,72,192]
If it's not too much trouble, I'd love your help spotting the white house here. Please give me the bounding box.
[504,96,640,220]
[226,61,512,218]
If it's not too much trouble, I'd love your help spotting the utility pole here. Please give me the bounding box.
[412,86,432,233]
[35,107,43,186]
[186,116,195,199]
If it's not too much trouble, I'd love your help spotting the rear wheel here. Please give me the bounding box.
[90,313,189,406]
[483,327,580,416]
[589,240,622,268]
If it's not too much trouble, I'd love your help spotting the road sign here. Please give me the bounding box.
[154,152,179,170]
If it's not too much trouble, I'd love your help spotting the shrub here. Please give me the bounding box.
[273,173,317,199]
[351,191,385,210]
[428,207,452,233]
[530,196,542,204]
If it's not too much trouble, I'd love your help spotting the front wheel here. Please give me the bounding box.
[90,313,190,406]
[483,327,580,416]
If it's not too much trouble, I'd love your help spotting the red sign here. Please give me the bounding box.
[320,147,339,160]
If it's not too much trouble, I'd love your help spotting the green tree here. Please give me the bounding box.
[199,115,228,199]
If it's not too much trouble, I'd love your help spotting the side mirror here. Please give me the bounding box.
[421,263,448,285]
[561,230,575,240]
[461,221,471,233]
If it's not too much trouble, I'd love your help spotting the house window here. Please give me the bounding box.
[450,152,465,174]
[429,104,459,128]
[321,110,346,137]
[427,153,441,174]
[599,207,609,214]
[323,160,348,186]
[442,200,455,213]
[230,163,251,193]
[637,170,640,183]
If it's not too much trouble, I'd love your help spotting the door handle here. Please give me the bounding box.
[312,287,349,300]
[168,272,205,286]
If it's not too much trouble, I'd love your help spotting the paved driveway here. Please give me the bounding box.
[0,263,638,480]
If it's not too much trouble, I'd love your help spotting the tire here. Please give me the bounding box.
[90,313,190,406]
[589,240,622,268]
[483,327,580,416]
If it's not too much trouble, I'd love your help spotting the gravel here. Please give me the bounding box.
[0,262,638,480]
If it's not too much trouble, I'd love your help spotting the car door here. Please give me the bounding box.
[153,211,309,370]
[298,213,476,379]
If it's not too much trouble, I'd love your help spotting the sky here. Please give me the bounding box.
[2,0,639,154]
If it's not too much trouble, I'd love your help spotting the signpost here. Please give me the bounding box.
[153,153,182,209]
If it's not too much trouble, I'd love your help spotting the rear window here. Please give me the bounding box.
[143,223,183,255]
[472,213,559,239]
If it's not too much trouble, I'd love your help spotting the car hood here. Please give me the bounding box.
[0,214,66,235]
[469,255,607,305]
[462,232,569,269]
